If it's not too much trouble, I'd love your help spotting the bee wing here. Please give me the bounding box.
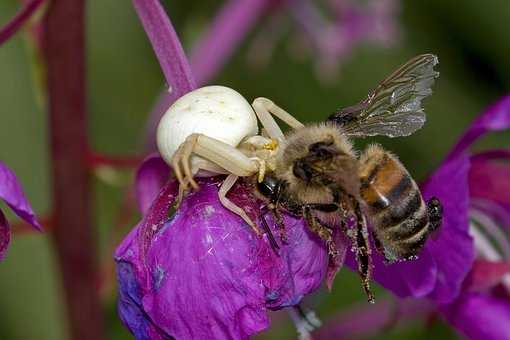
[328,54,439,138]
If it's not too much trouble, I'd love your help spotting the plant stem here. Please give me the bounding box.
[43,0,105,339]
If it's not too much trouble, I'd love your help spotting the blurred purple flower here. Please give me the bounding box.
[248,0,399,81]
[0,161,41,260]
[439,149,510,338]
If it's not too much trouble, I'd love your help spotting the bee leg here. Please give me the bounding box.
[260,207,280,252]
[302,206,337,257]
[350,199,375,304]
[218,174,262,236]
[269,205,288,244]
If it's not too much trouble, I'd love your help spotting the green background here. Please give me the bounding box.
[1,0,509,339]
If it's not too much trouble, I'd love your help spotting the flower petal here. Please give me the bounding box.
[135,154,170,215]
[463,260,510,292]
[116,178,329,339]
[441,292,510,340]
[470,157,510,206]
[0,161,40,229]
[422,153,475,303]
[447,94,510,161]
[0,210,10,260]
[116,244,168,340]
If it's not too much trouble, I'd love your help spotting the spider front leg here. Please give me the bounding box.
[252,97,305,141]
[171,133,261,191]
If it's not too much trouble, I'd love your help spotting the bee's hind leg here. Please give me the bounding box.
[347,198,375,304]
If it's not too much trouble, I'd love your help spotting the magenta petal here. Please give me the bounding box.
[135,154,170,215]
[441,292,510,340]
[137,178,180,267]
[374,248,436,298]
[132,0,195,94]
[422,153,475,303]
[0,0,45,45]
[463,260,510,292]
[470,158,510,206]
[0,210,10,260]
[448,94,510,161]
[116,179,328,339]
[0,161,40,229]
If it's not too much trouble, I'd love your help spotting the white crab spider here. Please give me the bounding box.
[156,85,304,234]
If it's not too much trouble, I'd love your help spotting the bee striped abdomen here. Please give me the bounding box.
[359,145,431,262]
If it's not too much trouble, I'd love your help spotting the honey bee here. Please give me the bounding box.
[161,54,442,303]
[254,54,443,302]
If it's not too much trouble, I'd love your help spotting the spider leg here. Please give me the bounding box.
[218,174,261,235]
[252,97,305,141]
[171,133,260,198]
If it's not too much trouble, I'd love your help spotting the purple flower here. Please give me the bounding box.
[116,156,331,339]
[438,148,510,338]
[248,0,399,81]
[0,161,41,260]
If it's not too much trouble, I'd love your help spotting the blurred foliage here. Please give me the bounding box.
[0,0,508,339]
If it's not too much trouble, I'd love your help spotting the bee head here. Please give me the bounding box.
[257,174,281,201]
[426,197,443,231]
